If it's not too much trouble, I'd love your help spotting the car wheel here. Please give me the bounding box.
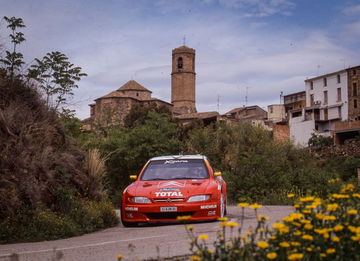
[220,194,226,218]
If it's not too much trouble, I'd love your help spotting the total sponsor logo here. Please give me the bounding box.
[155,191,184,197]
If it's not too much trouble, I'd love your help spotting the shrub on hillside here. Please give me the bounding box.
[0,74,118,243]
[184,122,342,204]
[80,111,182,204]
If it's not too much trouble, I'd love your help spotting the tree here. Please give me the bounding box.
[0,16,26,81]
[27,51,87,110]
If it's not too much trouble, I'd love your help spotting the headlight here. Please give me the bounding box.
[187,195,210,202]
[131,197,152,204]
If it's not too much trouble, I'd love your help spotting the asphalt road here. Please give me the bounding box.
[0,206,292,261]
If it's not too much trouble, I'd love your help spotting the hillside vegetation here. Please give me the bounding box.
[0,72,118,243]
[75,104,359,207]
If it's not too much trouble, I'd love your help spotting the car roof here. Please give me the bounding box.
[149,155,207,161]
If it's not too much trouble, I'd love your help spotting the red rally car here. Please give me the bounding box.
[121,155,227,227]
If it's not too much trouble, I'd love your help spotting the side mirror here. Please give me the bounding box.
[129,175,137,180]
[214,172,222,177]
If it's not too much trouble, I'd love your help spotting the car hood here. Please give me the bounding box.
[132,179,211,199]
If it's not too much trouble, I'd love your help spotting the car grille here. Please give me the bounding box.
[145,211,195,220]
[154,198,185,202]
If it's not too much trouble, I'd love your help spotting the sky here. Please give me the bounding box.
[1,0,360,119]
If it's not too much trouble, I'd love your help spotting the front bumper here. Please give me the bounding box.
[121,201,219,222]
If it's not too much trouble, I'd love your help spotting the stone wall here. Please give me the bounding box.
[310,139,360,158]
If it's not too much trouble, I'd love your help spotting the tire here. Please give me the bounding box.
[121,220,138,227]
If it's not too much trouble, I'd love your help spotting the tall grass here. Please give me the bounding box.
[85,148,109,201]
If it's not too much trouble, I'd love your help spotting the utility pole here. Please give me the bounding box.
[217,95,220,113]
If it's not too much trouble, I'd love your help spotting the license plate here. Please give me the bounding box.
[160,207,177,212]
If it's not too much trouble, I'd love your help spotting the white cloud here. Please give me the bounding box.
[218,0,295,17]
[342,4,360,16]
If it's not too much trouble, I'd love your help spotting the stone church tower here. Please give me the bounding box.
[171,45,197,115]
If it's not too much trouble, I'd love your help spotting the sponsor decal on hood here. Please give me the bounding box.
[158,181,186,188]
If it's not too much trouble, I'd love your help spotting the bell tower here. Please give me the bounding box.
[171,45,197,115]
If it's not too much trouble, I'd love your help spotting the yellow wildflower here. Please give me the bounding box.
[266,252,277,259]
[221,221,238,227]
[198,234,208,240]
[326,248,336,254]
[332,236,340,242]
[347,209,358,215]
[291,241,301,246]
[352,193,360,198]
[293,230,302,236]
[302,209,311,214]
[302,234,313,241]
[249,203,262,209]
[217,217,229,221]
[300,196,314,202]
[315,213,325,220]
[326,203,339,212]
[270,235,277,240]
[300,219,311,224]
[332,193,350,199]
[334,225,344,231]
[258,215,270,221]
[351,235,360,241]
[190,256,202,261]
[279,242,290,248]
[288,253,304,260]
[320,253,326,258]
[187,225,194,231]
[287,193,295,198]
[341,183,355,193]
[304,224,313,230]
[323,215,336,221]
[117,255,124,260]
[273,223,285,229]
[293,204,300,209]
[257,241,269,249]
[237,202,249,208]
[306,248,313,252]
[207,249,214,254]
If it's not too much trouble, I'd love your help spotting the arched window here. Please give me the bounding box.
[177,57,183,69]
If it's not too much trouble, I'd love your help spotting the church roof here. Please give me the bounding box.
[117,80,152,93]
[172,45,195,54]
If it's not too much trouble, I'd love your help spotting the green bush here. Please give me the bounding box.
[0,200,118,244]
[184,123,342,204]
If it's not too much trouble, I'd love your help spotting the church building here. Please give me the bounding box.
[86,45,217,126]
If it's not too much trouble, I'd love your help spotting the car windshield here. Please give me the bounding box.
[141,159,209,181]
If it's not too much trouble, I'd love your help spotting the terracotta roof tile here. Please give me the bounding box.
[117,80,152,92]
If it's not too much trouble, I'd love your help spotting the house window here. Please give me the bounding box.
[337,88,341,102]
[270,106,273,113]
[310,94,314,106]
[323,91,328,105]
[177,57,183,69]
[354,70,357,76]
[353,83,358,96]
[338,106,342,118]
[355,99,358,109]
[136,92,139,97]
[323,77,327,87]
[310,81,314,90]
[324,108,328,120]
[337,74,341,83]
